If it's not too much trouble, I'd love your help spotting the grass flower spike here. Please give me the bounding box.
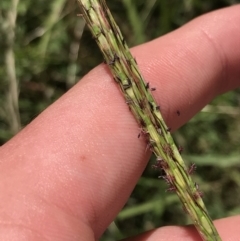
[77,0,222,240]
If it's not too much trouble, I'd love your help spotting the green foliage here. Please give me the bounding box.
[0,0,239,240]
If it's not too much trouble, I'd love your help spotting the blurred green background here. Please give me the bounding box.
[0,0,240,240]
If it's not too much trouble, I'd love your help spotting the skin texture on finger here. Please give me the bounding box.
[121,216,240,241]
[131,5,240,131]
[0,5,240,241]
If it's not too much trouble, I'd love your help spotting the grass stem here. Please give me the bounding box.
[77,1,222,240]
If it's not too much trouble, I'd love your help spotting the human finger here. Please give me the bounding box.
[121,216,240,241]
[0,5,240,241]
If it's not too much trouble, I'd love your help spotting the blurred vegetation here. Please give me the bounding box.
[0,0,240,240]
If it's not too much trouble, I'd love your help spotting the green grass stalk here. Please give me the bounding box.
[77,1,222,240]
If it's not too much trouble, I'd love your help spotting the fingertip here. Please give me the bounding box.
[122,215,240,241]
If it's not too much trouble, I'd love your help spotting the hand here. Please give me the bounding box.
[0,5,240,241]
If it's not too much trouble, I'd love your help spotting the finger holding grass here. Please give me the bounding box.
[77,1,240,240]
[0,4,240,241]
